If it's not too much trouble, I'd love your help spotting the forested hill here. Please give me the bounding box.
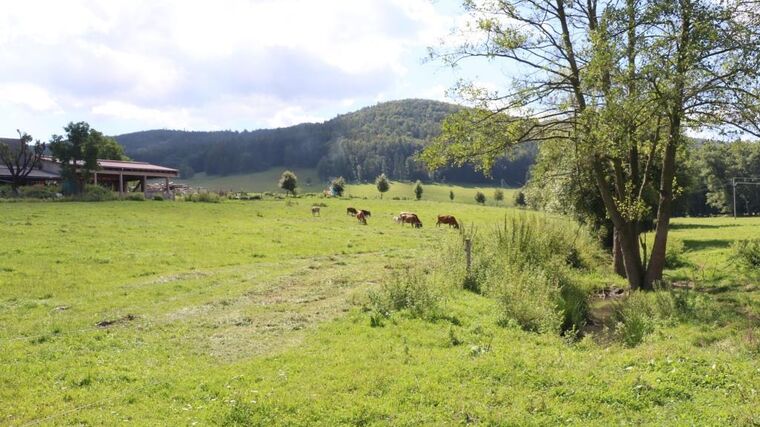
[114,99,535,185]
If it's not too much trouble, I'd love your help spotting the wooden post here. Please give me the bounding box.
[465,238,472,275]
[733,178,737,219]
[119,172,124,197]
[93,172,98,186]
[141,175,147,194]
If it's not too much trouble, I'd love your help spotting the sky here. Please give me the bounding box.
[0,0,505,139]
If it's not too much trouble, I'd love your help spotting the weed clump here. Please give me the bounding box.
[366,268,441,325]
[446,214,601,336]
[731,239,760,276]
[188,192,221,203]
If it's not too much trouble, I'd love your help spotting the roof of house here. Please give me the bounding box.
[95,159,178,174]
[0,165,61,180]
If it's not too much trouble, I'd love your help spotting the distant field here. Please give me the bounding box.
[179,168,519,206]
[1,199,758,425]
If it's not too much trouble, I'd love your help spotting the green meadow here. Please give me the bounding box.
[179,169,517,206]
[1,198,758,425]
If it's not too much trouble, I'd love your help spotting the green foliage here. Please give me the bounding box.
[449,214,601,335]
[494,188,504,203]
[76,184,116,202]
[367,268,440,322]
[449,190,454,201]
[188,192,221,203]
[375,173,390,198]
[665,240,691,269]
[49,122,128,195]
[278,170,298,196]
[413,180,423,200]
[18,184,58,199]
[330,176,346,196]
[153,195,164,201]
[731,239,760,274]
[474,191,486,205]
[125,193,145,201]
[514,190,526,207]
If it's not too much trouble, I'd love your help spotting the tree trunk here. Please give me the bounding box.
[645,126,678,289]
[613,228,626,277]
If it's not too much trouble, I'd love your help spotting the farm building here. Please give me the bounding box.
[0,138,179,197]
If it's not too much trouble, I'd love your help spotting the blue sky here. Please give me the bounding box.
[0,0,507,139]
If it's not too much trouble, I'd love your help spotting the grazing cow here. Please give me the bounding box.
[436,215,459,229]
[311,206,321,216]
[356,211,367,225]
[347,207,358,216]
[399,213,422,228]
[393,216,401,224]
[360,209,371,217]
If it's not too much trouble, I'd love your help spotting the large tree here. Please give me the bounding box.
[0,131,46,194]
[49,122,99,194]
[423,0,760,290]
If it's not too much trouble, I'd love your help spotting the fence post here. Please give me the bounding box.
[465,238,472,275]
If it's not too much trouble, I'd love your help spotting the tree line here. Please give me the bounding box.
[114,99,535,186]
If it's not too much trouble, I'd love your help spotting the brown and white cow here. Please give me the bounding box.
[436,215,459,229]
[311,206,321,216]
[359,209,371,217]
[346,207,358,216]
[399,212,422,228]
[356,210,368,225]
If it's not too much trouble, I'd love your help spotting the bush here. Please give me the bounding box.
[731,239,760,274]
[125,193,145,201]
[189,192,221,203]
[664,240,691,269]
[474,191,486,204]
[514,190,527,207]
[366,269,440,323]
[0,184,14,198]
[153,195,164,201]
[613,291,657,347]
[19,184,59,199]
[77,185,116,202]
[447,214,601,336]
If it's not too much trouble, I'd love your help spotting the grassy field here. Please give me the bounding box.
[179,168,518,206]
[1,199,758,425]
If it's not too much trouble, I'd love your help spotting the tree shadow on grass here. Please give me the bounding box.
[671,223,740,230]
[682,239,733,252]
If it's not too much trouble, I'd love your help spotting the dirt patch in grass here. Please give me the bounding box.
[96,314,138,328]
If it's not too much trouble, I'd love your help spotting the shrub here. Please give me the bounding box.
[514,190,527,207]
[330,177,346,197]
[77,185,116,202]
[413,180,423,200]
[0,184,14,198]
[731,239,760,273]
[189,192,221,203]
[367,269,440,321]
[19,184,59,199]
[125,193,145,201]
[494,188,504,203]
[664,239,691,269]
[474,191,486,204]
[613,291,657,347]
[448,214,601,335]
[153,195,164,201]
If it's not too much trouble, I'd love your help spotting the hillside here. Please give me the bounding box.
[115,99,535,186]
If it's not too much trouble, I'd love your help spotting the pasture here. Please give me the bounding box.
[179,168,517,206]
[1,199,758,425]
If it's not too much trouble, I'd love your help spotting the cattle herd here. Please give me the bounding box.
[311,205,459,229]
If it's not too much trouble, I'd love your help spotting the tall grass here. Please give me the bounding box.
[447,213,602,336]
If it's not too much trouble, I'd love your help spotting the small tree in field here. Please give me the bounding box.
[0,131,45,194]
[449,190,454,202]
[475,191,486,205]
[413,180,423,200]
[375,173,390,199]
[331,176,346,197]
[514,191,526,207]
[279,170,297,196]
[494,189,504,204]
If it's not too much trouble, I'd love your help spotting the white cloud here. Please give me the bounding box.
[0,83,62,113]
[0,0,461,136]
